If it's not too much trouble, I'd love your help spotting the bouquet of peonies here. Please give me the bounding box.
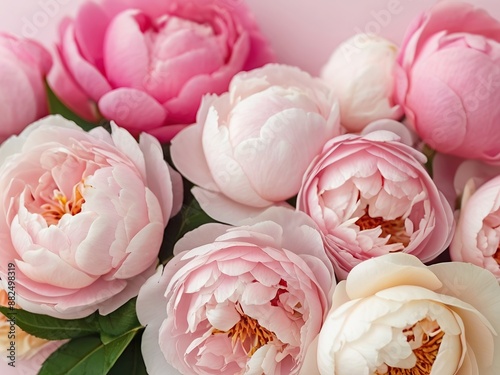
[0,0,500,374]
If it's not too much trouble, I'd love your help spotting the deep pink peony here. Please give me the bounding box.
[137,208,334,375]
[0,115,182,319]
[49,0,274,142]
[171,64,341,224]
[297,130,454,279]
[0,33,51,143]
[395,2,500,163]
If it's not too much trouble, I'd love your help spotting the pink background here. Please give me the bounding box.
[0,0,499,74]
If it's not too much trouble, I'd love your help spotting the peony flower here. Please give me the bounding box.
[300,253,500,375]
[50,0,274,142]
[321,34,403,132]
[0,115,182,319]
[450,174,500,281]
[0,288,65,374]
[171,64,341,224]
[137,208,334,375]
[394,1,500,163]
[0,33,52,143]
[297,130,454,279]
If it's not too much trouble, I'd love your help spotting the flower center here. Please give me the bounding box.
[375,319,444,375]
[40,182,85,225]
[212,308,275,356]
[355,209,410,247]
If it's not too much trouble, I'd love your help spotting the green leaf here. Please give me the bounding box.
[45,81,101,132]
[0,306,99,340]
[108,330,147,375]
[97,298,142,344]
[38,330,138,375]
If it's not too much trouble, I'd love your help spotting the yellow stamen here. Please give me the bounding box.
[212,308,275,356]
[40,182,86,225]
[355,208,410,247]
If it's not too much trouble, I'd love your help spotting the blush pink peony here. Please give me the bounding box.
[137,208,334,375]
[49,0,274,142]
[450,175,500,281]
[297,130,454,279]
[0,33,51,143]
[300,253,500,375]
[0,115,182,319]
[171,64,341,224]
[395,2,500,163]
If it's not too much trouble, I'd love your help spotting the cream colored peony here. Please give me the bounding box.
[300,253,500,375]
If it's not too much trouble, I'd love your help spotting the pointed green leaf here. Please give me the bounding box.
[97,298,142,344]
[0,306,99,340]
[38,330,138,375]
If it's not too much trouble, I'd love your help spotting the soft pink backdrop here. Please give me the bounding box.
[0,0,499,74]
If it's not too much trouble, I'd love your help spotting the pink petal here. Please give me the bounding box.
[74,2,110,69]
[98,88,167,131]
[60,24,112,101]
[170,124,219,191]
[103,10,149,89]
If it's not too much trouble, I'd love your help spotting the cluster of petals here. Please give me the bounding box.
[50,0,274,141]
[0,115,181,319]
[300,253,500,375]
[172,63,341,224]
[394,1,500,163]
[451,174,500,281]
[0,33,51,142]
[137,208,334,375]
[298,130,454,279]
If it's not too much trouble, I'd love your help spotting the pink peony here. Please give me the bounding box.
[0,33,51,143]
[297,130,454,279]
[0,115,182,319]
[171,64,341,224]
[450,174,500,281]
[50,0,274,142]
[395,2,500,163]
[300,253,500,375]
[137,208,334,375]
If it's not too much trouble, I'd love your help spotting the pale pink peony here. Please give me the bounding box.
[137,208,334,375]
[49,0,274,142]
[0,115,182,319]
[0,33,51,143]
[300,253,500,375]
[321,34,403,132]
[450,174,500,281]
[394,2,500,163]
[297,130,454,279]
[171,64,341,224]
